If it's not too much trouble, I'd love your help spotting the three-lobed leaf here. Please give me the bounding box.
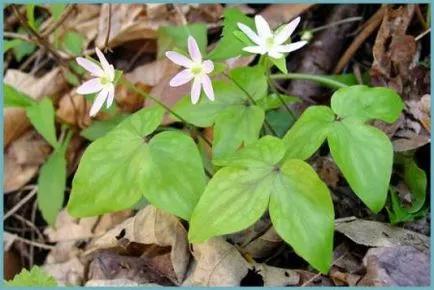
[68,106,206,220]
[189,136,334,273]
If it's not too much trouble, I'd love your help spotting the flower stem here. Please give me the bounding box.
[222,72,279,137]
[270,73,349,89]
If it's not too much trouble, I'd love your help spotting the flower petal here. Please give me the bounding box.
[202,60,214,74]
[255,15,272,38]
[190,77,202,104]
[89,88,108,117]
[276,41,308,53]
[169,69,194,87]
[76,78,104,95]
[188,36,202,62]
[76,57,104,77]
[106,84,115,108]
[165,51,193,68]
[237,23,261,45]
[268,50,284,59]
[95,47,112,77]
[201,75,214,101]
[242,45,267,55]
[274,17,301,45]
[108,64,115,82]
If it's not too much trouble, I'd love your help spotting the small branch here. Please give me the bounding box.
[41,4,76,37]
[4,187,38,220]
[5,231,55,250]
[415,28,430,42]
[4,31,37,44]
[103,4,112,53]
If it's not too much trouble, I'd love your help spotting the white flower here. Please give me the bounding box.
[237,16,308,59]
[166,36,214,104]
[76,48,115,117]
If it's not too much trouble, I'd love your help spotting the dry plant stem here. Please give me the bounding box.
[308,16,363,34]
[11,4,81,79]
[103,4,112,53]
[41,4,77,37]
[4,187,38,220]
[222,72,279,137]
[415,28,431,42]
[11,214,45,243]
[5,231,55,250]
[334,6,387,74]
[4,31,37,44]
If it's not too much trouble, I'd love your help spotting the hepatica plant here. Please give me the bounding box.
[66,9,404,274]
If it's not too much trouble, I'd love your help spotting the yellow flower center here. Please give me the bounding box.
[100,76,110,85]
[266,37,275,49]
[191,64,203,75]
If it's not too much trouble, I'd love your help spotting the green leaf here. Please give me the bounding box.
[12,32,36,62]
[80,115,129,141]
[4,84,36,108]
[209,62,227,77]
[4,39,23,52]
[230,66,267,101]
[37,147,67,226]
[62,31,84,56]
[386,188,429,224]
[25,98,58,148]
[50,4,66,20]
[269,159,334,274]
[208,8,255,60]
[328,118,393,213]
[257,93,300,111]
[283,106,334,160]
[270,56,288,74]
[189,166,272,242]
[68,106,206,220]
[6,266,57,286]
[403,158,427,213]
[265,110,294,137]
[189,136,334,273]
[157,23,207,58]
[331,85,404,123]
[143,131,206,220]
[213,105,264,158]
[26,4,38,31]
[67,107,165,217]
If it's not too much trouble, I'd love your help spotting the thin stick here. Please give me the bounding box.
[103,4,112,53]
[11,214,45,243]
[4,187,38,220]
[41,4,76,37]
[415,28,430,42]
[334,6,387,74]
[5,231,55,250]
[4,31,37,44]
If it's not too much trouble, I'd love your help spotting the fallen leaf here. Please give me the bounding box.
[85,279,160,287]
[358,246,430,286]
[312,156,340,189]
[183,237,299,286]
[335,218,430,253]
[4,131,51,193]
[370,5,417,93]
[242,226,282,259]
[87,206,190,283]
[125,58,179,87]
[88,251,176,285]
[260,4,314,29]
[56,92,92,128]
[4,68,67,147]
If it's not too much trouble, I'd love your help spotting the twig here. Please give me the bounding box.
[41,4,76,37]
[334,6,387,74]
[11,214,45,243]
[308,16,363,34]
[415,28,430,42]
[103,4,112,53]
[11,4,80,79]
[5,231,55,250]
[4,31,37,44]
[4,187,38,220]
